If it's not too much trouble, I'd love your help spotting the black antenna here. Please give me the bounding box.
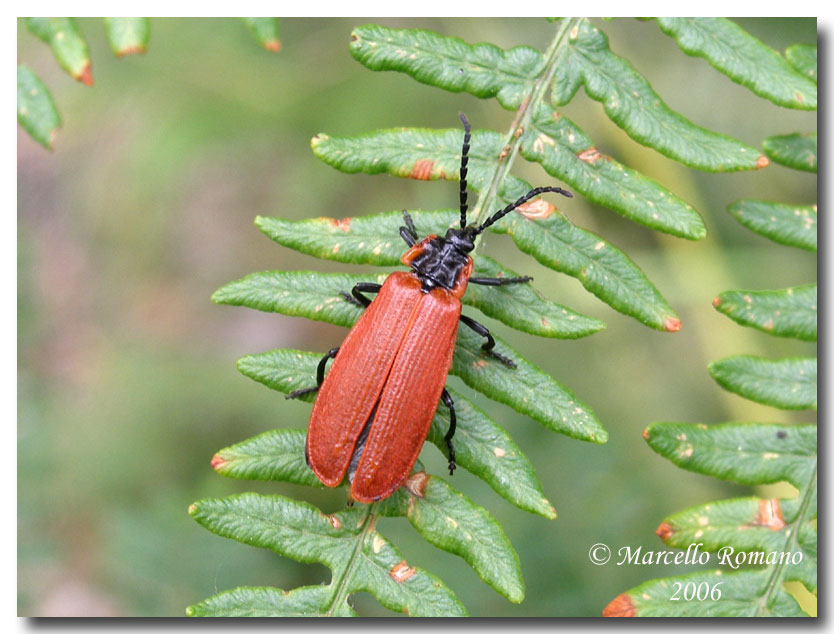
[458,112,471,229]
[476,186,573,234]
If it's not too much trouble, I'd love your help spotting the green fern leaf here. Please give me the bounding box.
[17,65,60,150]
[499,212,681,331]
[189,495,467,616]
[210,429,321,486]
[522,103,705,239]
[728,200,817,251]
[451,325,607,443]
[643,422,816,488]
[658,497,817,591]
[785,44,817,83]
[378,476,524,602]
[255,210,457,266]
[26,18,93,85]
[103,17,150,57]
[552,19,765,172]
[713,285,817,341]
[605,569,805,617]
[708,356,816,410]
[654,18,816,110]
[762,133,817,172]
[349,24,540,109]
[426,387,556,518]
[241,18,280,52]
[312,127,525,196]
[187,586,357,617]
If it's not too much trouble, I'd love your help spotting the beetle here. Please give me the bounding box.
[287,113,572,502]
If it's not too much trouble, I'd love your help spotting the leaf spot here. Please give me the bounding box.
[602,594,635,617]
[331,217,351,232]
[753,499,786,531]
[578,147,604,164]
[390,561,416,583]
[516,198,555,219]
[493,446,507,458]
[410,159,435,180]
[372,535,385,553]
[210,454,227,470]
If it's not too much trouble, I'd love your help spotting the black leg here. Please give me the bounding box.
[286,347,339,399]
[441,389,457,475]
[400,209,419,246]
[340,282,382,308]
[468,275,532,287]
[459,314,516,368]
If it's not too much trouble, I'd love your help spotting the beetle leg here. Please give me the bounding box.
[399,209,419,246]
[468,275,532,286]
[340,285,379,308]
[440,388,457,475]
[340,282,382,308]
[459,314,516,368]
[286,347,339,399]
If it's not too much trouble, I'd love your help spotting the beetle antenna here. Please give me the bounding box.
[476,186,573,234]
[458,112,471,229]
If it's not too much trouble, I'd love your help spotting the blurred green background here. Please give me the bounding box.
[17,17,816,617]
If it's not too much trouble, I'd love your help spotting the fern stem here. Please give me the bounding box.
[324,502,377,615]
[755,462,817,616]
[470,17,578,231]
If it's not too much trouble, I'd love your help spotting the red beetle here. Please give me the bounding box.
[288,114,572,502]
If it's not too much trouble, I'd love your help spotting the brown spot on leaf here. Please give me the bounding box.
[350,32,358,42]
[263,39,281,52]
[210,454,226,470]
[327,514,342,529]
[756,155,770,169]
[116,45,146,57]
[404,471,429,497]
[753,498,786,531]
[656,522,674,541]
[712,296,721,308]
[410,159,435,180]
[603,594,635,617]
[498,145,511,161]
[514,126,524,138]
[390,561,416,583]
[331,217,352,232]
[578,147,604,163]
[664,317,682,332]
[77,62,93,86]
[473,359,489,369]
[642,427,650,440]
[517,198,555,219]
